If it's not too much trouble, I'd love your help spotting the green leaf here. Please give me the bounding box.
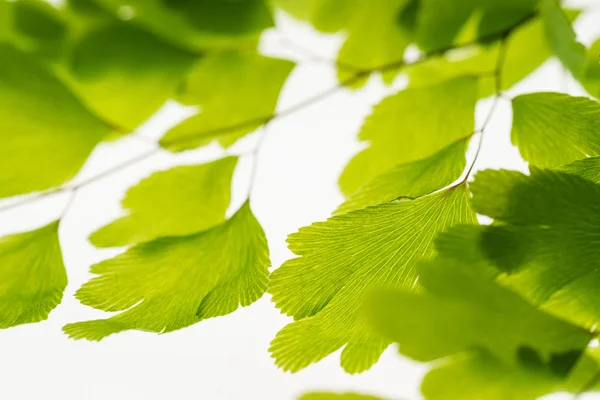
[269,185,477,373]
[299,393,383,400]
[63,202,270,340]
[406,12,578,97]
[89,157,237,248]
[580,39,600,100]
[65,21,196,130]
[160,0,273,36]
[336,138,468,215]
[0,44,110,198]
[0,222,67,328]
[468,169,600,328]
[339,77,476,196]
[511,93,600,168]
[540,0,586,77]
[92,0,268,51]
[421,352,565,400]
[160,53,294,151]
[366,256,591,365]
[414,0,537,52]
[559,156,600,184]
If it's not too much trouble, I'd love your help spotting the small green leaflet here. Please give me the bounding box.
[0,222,67,328]
[406,13,574,98]
[560,156,600,183]
[580,39,600,100]
[90,157,237,248]
[298,393,383,400]
[465,169,600,328]
[414,0,537,52]
[64,202,270,340]
[160,53,294,151]
[336,138,468,215]
[269,185,477,373]
[0,44,110,198]
[89,0,270,51]
[511,93,600,168]
[540,0,586,78]
[366,256,591,364]
[65,21,196,130]
[274,0,410,86]
[339,77,476,196]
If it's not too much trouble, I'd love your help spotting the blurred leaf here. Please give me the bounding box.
[0,223,67,328]
[511,93,600,168]
[467,169,600,328]
[90,157,237,248]
[336,138,468,215]
[540,0,586,77]
[269,185,476,373]
[0,44,110,198]
[367,255,590,364]
[580,39,600,99]
[64,202,270,340]
[339,77,476,196]
[160,52,294,151]
[65,21,196,130]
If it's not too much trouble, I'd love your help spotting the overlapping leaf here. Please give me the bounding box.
[580,39,600,100]
[160,53,294,151]
[269,185,477,373]
[540,0,586,77]
[511,93,600,168]
[339,77,476,196]
[64,202,270,340]
[0,222,67,327]
[90,157,237,248]
[454,169,600,328]
[336,138,468,215]
[0,44,110,198]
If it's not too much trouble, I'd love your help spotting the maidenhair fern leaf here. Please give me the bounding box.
[64,202,269,340]
[269,185,476,373]
[339,77,477,196]
[89,157,237,248]
[160,53,295,150]
[0,222,67,328]
[0,44,110,198]
[511,93,600,168]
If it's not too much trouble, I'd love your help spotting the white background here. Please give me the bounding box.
[1,1,600,399]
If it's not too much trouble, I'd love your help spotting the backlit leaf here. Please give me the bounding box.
[339,77,476,196]
[160,53,294,151]
[269,185,476,373]
[511,93,600,168]
[89,157,237,248]
[0,44,110,198]
[0,222,67,328]
[64,202,270,340]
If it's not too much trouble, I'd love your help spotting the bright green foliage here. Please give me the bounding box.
[299,393,383,400]
[64,202,269,340]
[65,21,196,130]
[90,0,272,51]
[275,0,410,85]
[0,222,67,328]
[414,0,537,52]
[560,156,600,184]
[0,44,110,198]
[581,39,600,99]
[160,53,294,150]
[421,352,566,400]
[511,93,600,168]
[269,185,476,373]
[540,0,586,77]
[339,77,476,196]
[366,256,591,364]
[465,169,600,328]
[90,157,237,248]
[336,138,468,215]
